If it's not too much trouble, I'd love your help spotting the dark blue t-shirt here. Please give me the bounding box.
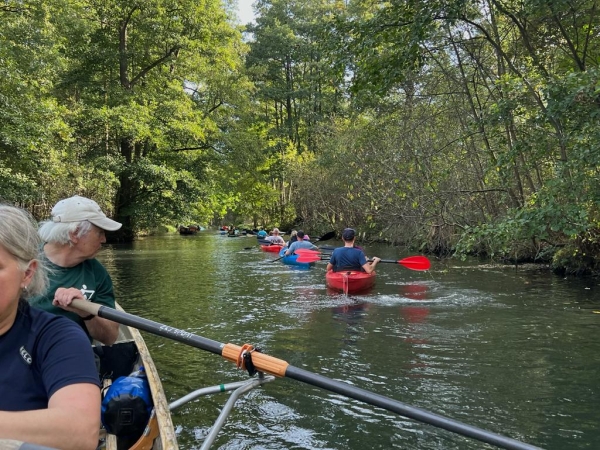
[0,302,100,411]
[329,247,368,272]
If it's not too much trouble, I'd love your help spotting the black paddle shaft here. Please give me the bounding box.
[285,366,543,450]
[314,230,336,242]
[97,305,224,355]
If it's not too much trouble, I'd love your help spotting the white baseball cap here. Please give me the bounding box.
[51,196,122,231]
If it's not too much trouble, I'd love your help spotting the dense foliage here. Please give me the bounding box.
[1,0,599,273]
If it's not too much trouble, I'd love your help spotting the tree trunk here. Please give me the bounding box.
[112,137,136,242]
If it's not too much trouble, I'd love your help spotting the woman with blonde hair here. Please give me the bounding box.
[286,229,298,247]
[0,205,100,449]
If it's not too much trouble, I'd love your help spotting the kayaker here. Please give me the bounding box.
[327,228,381,273]
[0,204,100,450]
[285,230,318,255]
[30,195,121,345]
[265,227,285,245]
[257,228,268,238]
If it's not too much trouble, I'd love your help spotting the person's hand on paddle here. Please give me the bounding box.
[53,287,92,319]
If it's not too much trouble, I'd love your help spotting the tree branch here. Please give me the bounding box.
[171,144,219,153]
[130,45,180,88]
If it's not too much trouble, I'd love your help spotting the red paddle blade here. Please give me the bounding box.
[296,254,325,263]
[398,256,431,271]
[294,249,321,255]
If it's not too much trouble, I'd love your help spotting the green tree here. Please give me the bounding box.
[50,0,249,239]
[0,0,73,209]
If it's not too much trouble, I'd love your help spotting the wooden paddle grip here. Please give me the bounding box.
[71,299,101,316]
[222,343,289,377]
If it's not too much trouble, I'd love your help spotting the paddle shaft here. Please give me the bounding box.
[272,253,286,262]
[72,300,541,450]
[304,256,421,264]
[285,366,541,450]
[73,300,223,355]
[297,254,431,271]
[313,230,336,242]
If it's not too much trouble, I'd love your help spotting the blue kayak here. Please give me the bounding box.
[278,248,314,268]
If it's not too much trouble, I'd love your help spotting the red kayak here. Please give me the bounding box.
[326,270,376,294]
[260,244,284,253]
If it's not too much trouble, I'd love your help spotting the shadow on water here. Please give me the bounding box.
[97,233,600,450]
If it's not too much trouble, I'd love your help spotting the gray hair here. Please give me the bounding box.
[0,205,48,298]
[38,219,93,245]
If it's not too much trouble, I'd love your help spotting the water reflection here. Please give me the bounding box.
[331,301,369,346]
[397,284,432,378]
[400,283,430,324]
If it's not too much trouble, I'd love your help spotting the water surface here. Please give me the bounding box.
[98,233,600,449]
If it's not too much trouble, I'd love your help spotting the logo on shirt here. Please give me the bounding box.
[20,346,32,365]
[80,284,95,300]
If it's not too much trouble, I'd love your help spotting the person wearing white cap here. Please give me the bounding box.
[30,196,122,345]
[265,227,285,245]
[327,228,381,273]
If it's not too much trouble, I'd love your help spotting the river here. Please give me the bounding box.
[97,232,600,450]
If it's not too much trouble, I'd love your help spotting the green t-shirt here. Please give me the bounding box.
[30,257,116,340]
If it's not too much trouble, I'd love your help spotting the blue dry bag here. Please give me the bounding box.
[101,367,153,437]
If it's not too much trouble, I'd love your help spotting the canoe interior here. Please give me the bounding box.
[96,304,177,450]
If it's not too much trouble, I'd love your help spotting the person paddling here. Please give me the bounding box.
[31,196,121,345]
[327,228,380,273]
[285,230,318,255]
